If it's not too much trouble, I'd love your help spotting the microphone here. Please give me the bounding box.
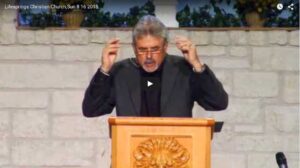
[276,152,288,168]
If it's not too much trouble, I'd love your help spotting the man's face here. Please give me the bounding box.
[133,35,168,73]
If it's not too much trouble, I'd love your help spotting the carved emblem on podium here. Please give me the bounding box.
[133,136,190,168]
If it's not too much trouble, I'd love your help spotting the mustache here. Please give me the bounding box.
[144,59,155,64]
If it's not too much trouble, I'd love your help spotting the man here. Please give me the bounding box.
[82,15,228,117]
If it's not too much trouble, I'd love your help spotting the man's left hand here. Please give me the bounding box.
[175,36,203,72]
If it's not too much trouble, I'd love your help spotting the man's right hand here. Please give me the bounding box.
[101,38,120,73]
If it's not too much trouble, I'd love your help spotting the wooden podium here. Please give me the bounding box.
[108,117,215,168]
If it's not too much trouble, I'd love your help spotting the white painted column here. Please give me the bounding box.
[153,0,178,27]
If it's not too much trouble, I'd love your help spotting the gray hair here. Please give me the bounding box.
[132,15,168,44]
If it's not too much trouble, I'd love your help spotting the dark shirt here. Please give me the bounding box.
[140,64,163,117]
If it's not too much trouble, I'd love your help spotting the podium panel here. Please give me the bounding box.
[109,117,215,168]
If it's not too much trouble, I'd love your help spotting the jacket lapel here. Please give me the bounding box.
[161,56,179,113]
[124,65,141,116]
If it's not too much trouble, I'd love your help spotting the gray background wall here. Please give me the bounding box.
[0,3,299,168]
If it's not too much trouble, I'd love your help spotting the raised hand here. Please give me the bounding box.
[175,36,203,72]
[101,38,120,73]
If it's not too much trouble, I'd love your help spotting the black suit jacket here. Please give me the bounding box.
[82,55,228,117]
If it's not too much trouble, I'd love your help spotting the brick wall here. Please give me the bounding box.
[0,5,299,168]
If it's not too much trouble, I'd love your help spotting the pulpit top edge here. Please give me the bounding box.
[108,117,215,127]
